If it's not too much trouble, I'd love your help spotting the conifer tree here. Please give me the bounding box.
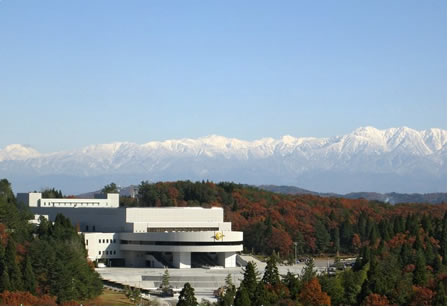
[283,271,300,300]
[22,255,36,294]
[0,243,7,292]
[253,282,268,306]
[5,238,23,291]
[177,282,198,306]
[413,249,428,286]
[0,270,11,292]
[262,255,280,286]
[234,286,251,306]
[161,269,171,295]
[300,258,316,285]
[218,274,236,306]
[240,261,259,300]
[433,281,447,306]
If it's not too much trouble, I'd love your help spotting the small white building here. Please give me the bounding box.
[18,192,243,268]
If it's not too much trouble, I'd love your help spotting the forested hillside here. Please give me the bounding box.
[0,179,102,305]
[133,180,447,305]
[130,181,447,258]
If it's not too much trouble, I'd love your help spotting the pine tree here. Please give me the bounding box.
[315,220,330,253]
[296,231,305,254]
[161,269,171,295]
[0,270,11,292]
[433,281,447,306]
[240,261,259,300]
[300,258,316,285]
[0,243,7,292]
[234,286,251,306]
[332,227,340,255]
[177,282,198,306]
[22,255,36,294]
[5,238,23,291]
[218,274,236,306]
[262,255,280,286]
[413,249,428,286]
[253,282,268,305]
[283,271,300,300]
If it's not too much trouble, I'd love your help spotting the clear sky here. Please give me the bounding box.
[0,0,446,153]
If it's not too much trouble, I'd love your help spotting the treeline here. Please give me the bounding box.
[211,249,447,306]
[131,181,446,259]
[0,179,102,305]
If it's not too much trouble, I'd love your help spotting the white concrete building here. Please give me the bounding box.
[18,193,243,268]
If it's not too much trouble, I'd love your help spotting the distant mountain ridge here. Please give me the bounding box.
[1,126,446,194]
[259,185,447,205]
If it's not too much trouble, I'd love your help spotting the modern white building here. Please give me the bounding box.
[18,192,243,268]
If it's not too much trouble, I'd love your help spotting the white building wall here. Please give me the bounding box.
[17,192,119,208]
[84,233,121,261]
[173,252,191,268]
[126,207,223,224]
[218,252,237,268]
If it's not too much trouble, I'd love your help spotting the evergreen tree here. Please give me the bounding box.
[218,274,236,306]
[295,231,305,255]
[300,258,316,285]
[262,255,280,286]
[439,213,447,263]
[433,281,447,306]
[331,227,340,255]
[0,243,7,292]
[253,282,269,306]
[234,286,251,306]
[177,282,198,306]
[5,238,23,291]
[22,255,37,294]
[413,249,428,286]
[314,220,330,253]
[319,274,344,305]
[0,270,11,292]
[240,261,259,300]
[283,271,300,300]
[102,182,119,194]
[161,269,171,295]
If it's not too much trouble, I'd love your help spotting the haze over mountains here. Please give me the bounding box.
[1,126,446,195]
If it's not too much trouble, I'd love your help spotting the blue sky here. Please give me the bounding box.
[0,0,446,152]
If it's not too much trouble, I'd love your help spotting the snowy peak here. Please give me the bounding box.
[0,127,446,162]
[1,126,446,194]
[0,144,40,161]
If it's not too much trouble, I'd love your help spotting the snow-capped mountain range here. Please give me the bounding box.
[1,126,446,194]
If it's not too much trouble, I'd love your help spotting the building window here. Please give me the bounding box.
[113,250,116,255]
[106,239,109,243]
[106,251,108,255]
[103,239,105,243]
[113,239,116,243]
[98,251,101,255]
[98,239,101,243]
[86,240,88,246]
[93,226,96,231]
[85,225,89,231]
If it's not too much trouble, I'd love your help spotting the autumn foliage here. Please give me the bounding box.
[298,278,331,306]
[363,293,390,306]
[0,291,57,306]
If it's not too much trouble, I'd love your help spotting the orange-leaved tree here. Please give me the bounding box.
[298,278,331,306]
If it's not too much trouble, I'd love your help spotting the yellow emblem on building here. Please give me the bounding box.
[214,232,224,240]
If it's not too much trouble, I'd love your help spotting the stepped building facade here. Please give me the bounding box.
[18,192,243,268]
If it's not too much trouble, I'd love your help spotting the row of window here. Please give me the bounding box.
[98,250,117,255]
[147,227,219,232]
[85,238,116,246]
[120,240,243,246]
[99,239,116,244]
